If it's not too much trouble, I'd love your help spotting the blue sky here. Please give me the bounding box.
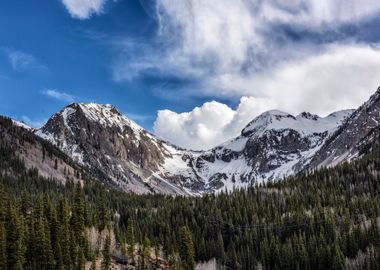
[0,0,215,129]
[2,0,380,150]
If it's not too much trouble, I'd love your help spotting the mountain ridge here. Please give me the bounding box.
[32,93,361,194]
[4,87,380,195]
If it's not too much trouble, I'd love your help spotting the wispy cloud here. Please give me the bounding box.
[42,89,76,103]
[125,112,153,122]
[62,0,107,20]
[114,0,380,84]
[2,48,48,72]
[20,116,46,129]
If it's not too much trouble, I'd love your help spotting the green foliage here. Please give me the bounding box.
[332,244,345,270]
[1,115,380,269]
[126,219,135,265]
[102,234,111,270]
[143,236,151,258]
[180,226,195,270]
[90,254,97,270]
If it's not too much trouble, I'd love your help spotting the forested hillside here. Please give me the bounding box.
[0,116,380,269]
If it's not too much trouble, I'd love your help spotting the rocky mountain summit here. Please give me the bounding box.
[35,103,189,194]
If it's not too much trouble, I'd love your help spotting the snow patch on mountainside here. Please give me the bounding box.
[35,129,55,143]
[12,120,32,130]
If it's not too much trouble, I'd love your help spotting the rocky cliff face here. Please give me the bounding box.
[308,87,380,169]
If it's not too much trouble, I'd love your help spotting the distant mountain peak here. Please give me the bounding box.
[241,109,351,137]
[241,110,293,136]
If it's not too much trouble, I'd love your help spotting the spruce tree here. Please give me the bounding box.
[72,183,88,268]
[90,254,97,270]
[0,221,6,270]
[6,203,25,270]
[58,197,71,268]
[154,242,160,268]
[143,236,151,258]
[98,193,109,232]
[332,244,345,270]
[77,249,85,270]
[126,219,135,265]
[179,226,195,270]
[0,184,6,270]
[102,234,111,270]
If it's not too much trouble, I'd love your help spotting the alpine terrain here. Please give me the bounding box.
[31,87,380,195]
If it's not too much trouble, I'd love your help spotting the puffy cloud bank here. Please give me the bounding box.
[154,44,380,150]
[154,97,275,150]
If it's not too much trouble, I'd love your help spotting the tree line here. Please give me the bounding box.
[0,115,379,269]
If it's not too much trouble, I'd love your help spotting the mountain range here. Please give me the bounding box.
[5,87,380,195]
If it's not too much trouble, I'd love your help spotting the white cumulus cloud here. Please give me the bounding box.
[62,0,107,19]
[154,97,276,150]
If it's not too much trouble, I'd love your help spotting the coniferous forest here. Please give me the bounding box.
[0,116,380,269]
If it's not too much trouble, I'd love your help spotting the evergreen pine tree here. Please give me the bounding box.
[98,193,109,232]
[0,184,7,270]
[155,242,160,268]
[332,244,345,270]
[58,197,71,268]
[143,236,151,258]
[6,203,25,270]
[90,254,97,270]
[77,249,85,270]
[102,234,111,270]
[179,226,195,270]
[0,221,7,270]
[126,219,135,265]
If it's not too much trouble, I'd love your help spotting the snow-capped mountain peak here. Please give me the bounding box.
[76,102,143,133]
[242,109,353,137]
[35,102,191,195]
